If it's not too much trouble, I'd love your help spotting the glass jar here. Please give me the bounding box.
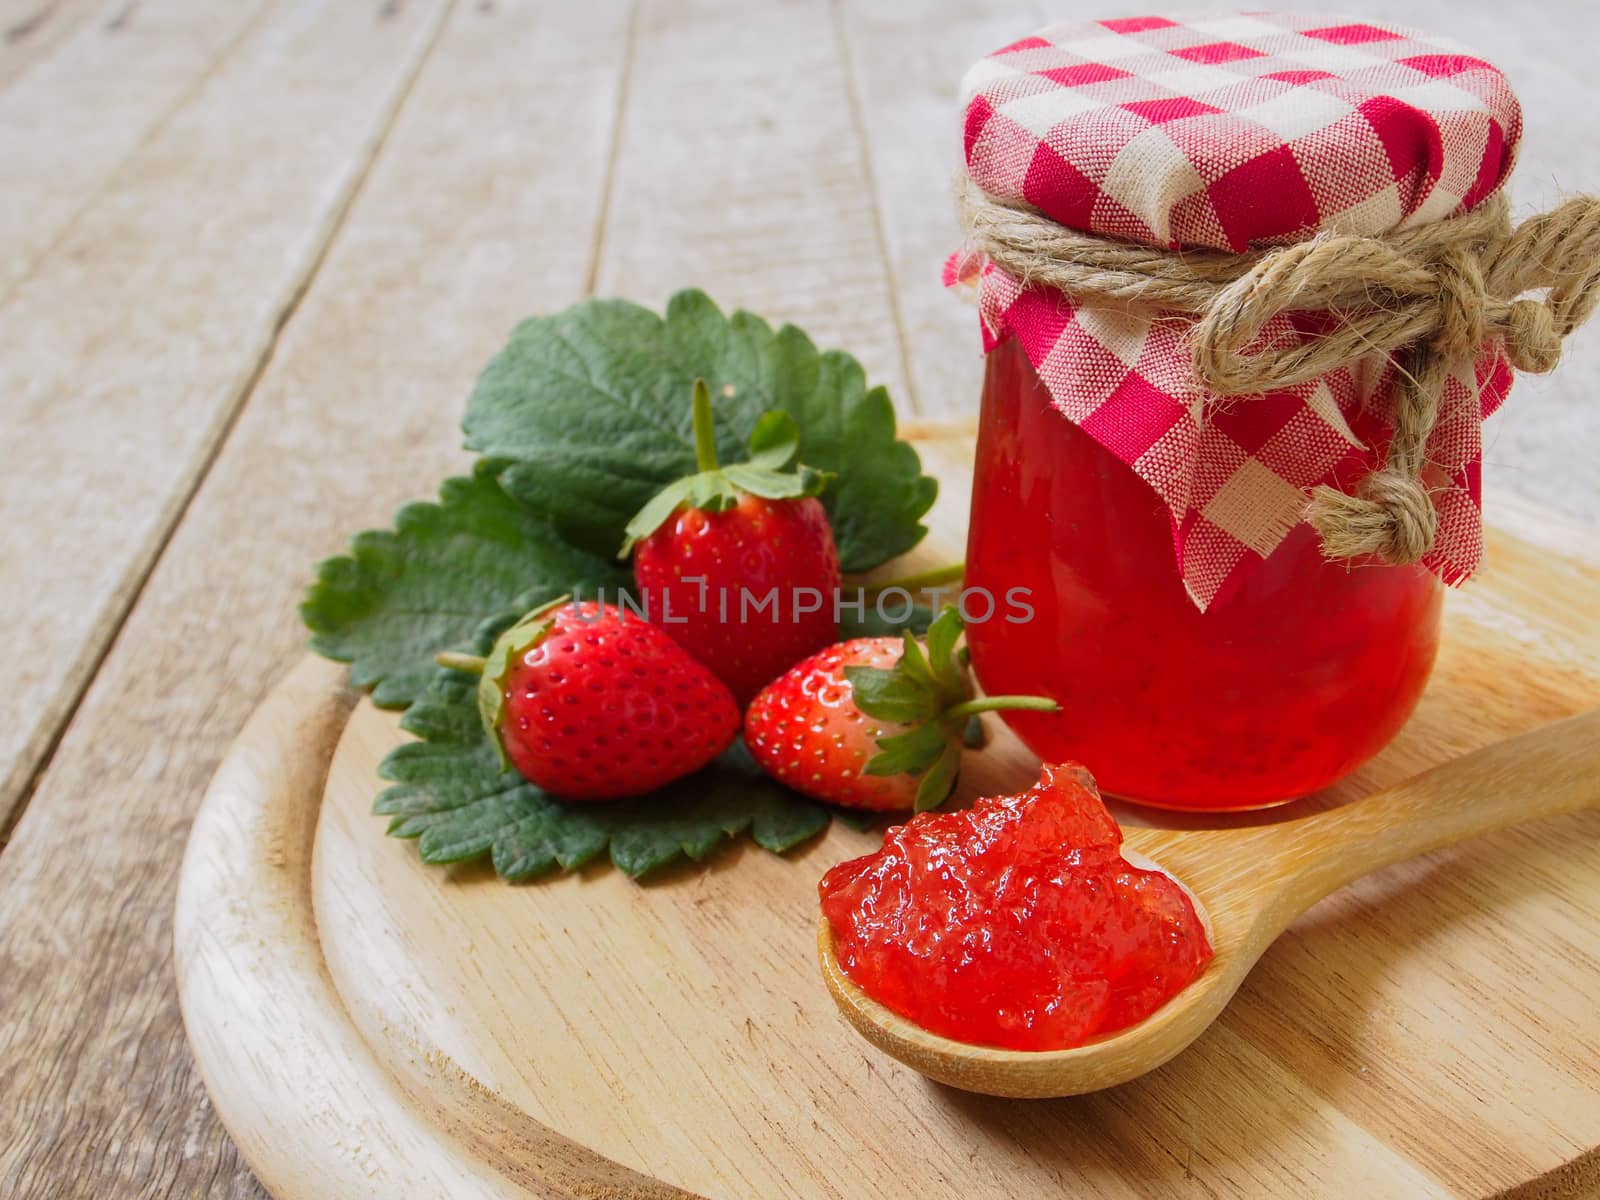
[964,337,1443,811]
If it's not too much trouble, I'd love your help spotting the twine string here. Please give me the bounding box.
[958,176,1600,564]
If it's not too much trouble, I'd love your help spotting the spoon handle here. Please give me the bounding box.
[1282,707,1600,903]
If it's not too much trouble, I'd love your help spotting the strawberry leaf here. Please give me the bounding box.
[302,463,629,708]
[914,744,963,813]
[378,665,830,881]
[837,602,934,639]
[843,665,939,725]
[463,289,936,572]
[616,479,695,558]
[845,607,1056,812]
[923,607,964,688]
[896,632,936,686]
[720,462,830,501]
[862,721,947,777]
[744,410,802,467]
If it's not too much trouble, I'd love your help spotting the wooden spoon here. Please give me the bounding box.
[818,707,1600,1098]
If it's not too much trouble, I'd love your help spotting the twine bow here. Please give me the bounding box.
[958,176,1600,565]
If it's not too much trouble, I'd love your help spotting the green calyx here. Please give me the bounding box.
[618,379,834,558]
[842,607,1059,812]
[436,595,571,769]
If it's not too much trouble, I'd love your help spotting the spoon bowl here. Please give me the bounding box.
[818,707,1600,1098]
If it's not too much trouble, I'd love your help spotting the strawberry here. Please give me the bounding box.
[621,380,841,703]
[440,598,740,800]
[743,608,1058,811]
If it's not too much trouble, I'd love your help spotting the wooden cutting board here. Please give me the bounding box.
[175,425,1600,1200]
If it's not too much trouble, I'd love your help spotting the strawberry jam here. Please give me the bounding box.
[964,337,1443,810]
[819,763,1212,1051]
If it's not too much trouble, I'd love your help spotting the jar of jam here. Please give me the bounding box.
[965,337,1443,809]
[954,15,1531,810]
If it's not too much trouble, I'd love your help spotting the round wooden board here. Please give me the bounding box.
[178,432,1600,1200]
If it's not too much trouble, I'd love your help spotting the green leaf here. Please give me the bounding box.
[836,607,1005,812]
[863,721,947,777]
[836,601,934,639]
[720,462,831,500]
[923,606,964,688]
[839,607,1053,811]
[896,631,935,687]
[463,290,937,572]
[843,664,937,725]
[376,668,831,882]
[603,747,829,876]
[914,743,963,813]
[301,462,629,709]
[744,410,801,469]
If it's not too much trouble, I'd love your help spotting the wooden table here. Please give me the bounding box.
[1,2,1597,1196]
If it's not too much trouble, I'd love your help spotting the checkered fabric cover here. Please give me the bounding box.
[956,13,1523,609]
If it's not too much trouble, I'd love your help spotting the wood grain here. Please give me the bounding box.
[178,432,1600,1200]
[593,0,912,409]
[0,0,451,837]
[0,1,635,1196]
[175,656,581,1200]
[834,0,1048,420]
[0,0,269,295]
[0,0,107,93]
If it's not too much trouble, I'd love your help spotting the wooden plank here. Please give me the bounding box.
[834,0,1049,423]
[0,0,633,1194]
[0,0,105,92]
[1441,0,1600,529]
[0,0,448,838]
[593,0,914,410]
[839,0,1600,526]
[0,0,271,293]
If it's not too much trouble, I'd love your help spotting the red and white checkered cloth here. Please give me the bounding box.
[953,13,1524,609]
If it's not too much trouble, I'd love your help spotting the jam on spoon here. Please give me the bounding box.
[818,763,1213,1052]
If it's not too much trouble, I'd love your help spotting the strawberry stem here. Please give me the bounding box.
[943,695,1058,720]
[691,379,720,473]
[435,651,487,675]
[863,562,964,594]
